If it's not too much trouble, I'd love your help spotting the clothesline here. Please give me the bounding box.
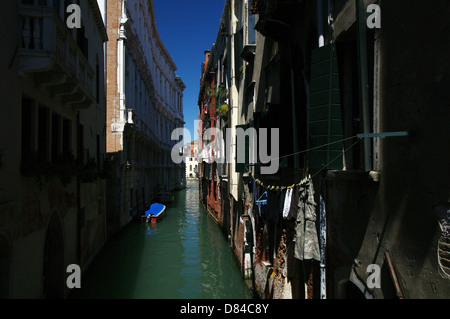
[246,138,362,191]
[272,135,359,162]
[311,139,361,179]
[248,170,311,191]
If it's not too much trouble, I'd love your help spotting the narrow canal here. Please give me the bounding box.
[71,180,252,299]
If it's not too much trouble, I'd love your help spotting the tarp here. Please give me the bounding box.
[145,203,165,216]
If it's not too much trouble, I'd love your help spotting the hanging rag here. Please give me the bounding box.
[267,189,282,225]
[255,190,268,218]
[294,180,320,262]
[287,186,299,220]
[282,188,293,219]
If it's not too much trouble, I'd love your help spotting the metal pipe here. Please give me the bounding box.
[384,251,404,299]
[319,179,327,299]
[288,40,299,168]
[356,0,373,171]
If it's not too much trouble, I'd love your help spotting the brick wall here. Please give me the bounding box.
[106,0,121,154]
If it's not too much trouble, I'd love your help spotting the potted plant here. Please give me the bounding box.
[215,104,229,119]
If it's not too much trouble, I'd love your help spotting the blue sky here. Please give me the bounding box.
[153,0,226,141]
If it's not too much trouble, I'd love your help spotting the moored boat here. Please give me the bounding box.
[142,203,166,223]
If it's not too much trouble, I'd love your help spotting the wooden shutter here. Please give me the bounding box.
[307,43,344,170]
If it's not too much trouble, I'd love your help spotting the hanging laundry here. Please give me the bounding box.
[287,186,299,220]
[248,171,312,225]
[267,189,280,224]
[282,188,293,219]
[255,189,268,218]
[252,178,257,207]
[278,188,286,221]
[294,180,320,262]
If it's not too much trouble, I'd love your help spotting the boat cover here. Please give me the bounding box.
[145,203,165,216]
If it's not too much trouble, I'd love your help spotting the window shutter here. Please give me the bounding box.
[307,43,344,170]
[235,124,250,173]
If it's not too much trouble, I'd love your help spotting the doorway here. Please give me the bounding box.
[43,213,65,299]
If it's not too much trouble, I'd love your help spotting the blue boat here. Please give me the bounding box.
[143,203,166,223]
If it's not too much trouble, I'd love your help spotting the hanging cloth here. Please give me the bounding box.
[282,188,293,219]
[267,189,281,224]
[287,186,299,220]
[255,190,268,217]
[294,180,320,262]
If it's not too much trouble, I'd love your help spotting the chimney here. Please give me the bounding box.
[204,50,211,66]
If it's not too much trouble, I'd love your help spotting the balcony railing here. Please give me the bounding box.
[18,4,95,108]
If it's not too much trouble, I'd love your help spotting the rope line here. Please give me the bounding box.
[257,135,359,163]
[246,138,362,189]
[311,139,361,179]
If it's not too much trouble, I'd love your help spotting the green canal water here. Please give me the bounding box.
[71,180,252,299]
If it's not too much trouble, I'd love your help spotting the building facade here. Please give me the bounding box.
[105,0,185,235]
[185,139,199,180]
[0,0,108,298]
[199,0,450,299]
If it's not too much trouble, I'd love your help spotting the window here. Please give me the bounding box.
[96,134,101,169]
[248,3,256,45]
[76,26,88,59]
[51,113,61,163]
[21,98,33,162]
[96,55,100,104]
[38,106,49,162]
[77,123,84,165]
[62,119,72,159]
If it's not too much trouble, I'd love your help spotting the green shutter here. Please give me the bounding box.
[307,43,344,170]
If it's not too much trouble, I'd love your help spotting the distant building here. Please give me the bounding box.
[198,45,229,225]
[105,0,185,234]
[0,0,107,298]
[185,139,200,180]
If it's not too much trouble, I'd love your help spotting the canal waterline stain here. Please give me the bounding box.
[71,181,252,299]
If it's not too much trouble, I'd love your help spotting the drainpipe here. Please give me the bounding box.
[229,0,239,201]
[76,111,82,264]
[317,0,328,300]
[288,39,299,169]
[118,0,128,131]
[356,0,372,171]
[319,179,327,299]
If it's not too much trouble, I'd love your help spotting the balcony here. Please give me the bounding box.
[18,5,95,109]
[254,0,303,41]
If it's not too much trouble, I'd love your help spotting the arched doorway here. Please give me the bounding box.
[0,234,11,298]
[43,213,64,299]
